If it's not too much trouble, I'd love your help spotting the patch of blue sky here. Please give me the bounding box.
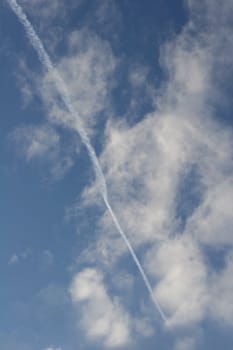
[175,164,205,231]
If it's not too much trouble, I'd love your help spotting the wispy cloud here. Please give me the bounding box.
[174,336,196,350]
[81,0,233,333]
[13,125,59,161]
[8,254,19,265]
[6,0,233,347]
[8,249,31,266]
[11,124,73,180]
[39,29,116,132]
[8,0,165,321]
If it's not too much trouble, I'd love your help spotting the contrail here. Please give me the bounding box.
[7,0,166,322]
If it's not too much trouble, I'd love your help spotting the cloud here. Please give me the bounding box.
[20,0,65,19]
[11,124,74,180]
[8,254,19,265]
[9,0,233,347]
[13,124,59,161]
[80,0,233,333]
[38,29,116,133]
[40,250,54,269]
[20,0,80,24]
[11,26,117,184]
[146,237,208,327]
[174,336,196,350]
[69,268,131,348]
[8,249,31,266]
[186,179,233,246]
[18,0,72,52]
[210,251,233,326]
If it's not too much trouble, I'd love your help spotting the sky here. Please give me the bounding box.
[1,0,233,349]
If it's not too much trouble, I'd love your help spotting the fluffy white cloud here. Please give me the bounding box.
[69,268,131,348]
[146,237,208,327]
[80,0,233,333]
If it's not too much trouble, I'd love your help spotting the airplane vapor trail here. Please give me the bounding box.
[7,0,166,322]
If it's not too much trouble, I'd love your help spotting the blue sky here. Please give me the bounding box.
[1,0,233,349]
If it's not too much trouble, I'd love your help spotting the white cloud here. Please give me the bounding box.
[79,0,233,333]
[11,0,233,346]
[69,268,131,348]
[174,337,196,350]
[13,124,59,161]
[210,250,233,326]
[39,29,116,133]
[146,237,208,327]
[8,249,32,266]
[8,254,19,265]
[12,124,74,180]
[20,0,70,22]
[186,179,233,246]
[172,48,208,94]
[12,28,116,182]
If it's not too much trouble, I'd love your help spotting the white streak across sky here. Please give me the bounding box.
[7,0,167,322]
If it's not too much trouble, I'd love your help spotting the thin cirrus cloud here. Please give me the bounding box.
[11,124,74,180]
[6,0,233,348]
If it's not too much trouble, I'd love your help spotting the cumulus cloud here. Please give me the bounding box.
[69,268,131,348]
[80,0,233,332]
[186,179,233,246]
[146,237,208,327]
